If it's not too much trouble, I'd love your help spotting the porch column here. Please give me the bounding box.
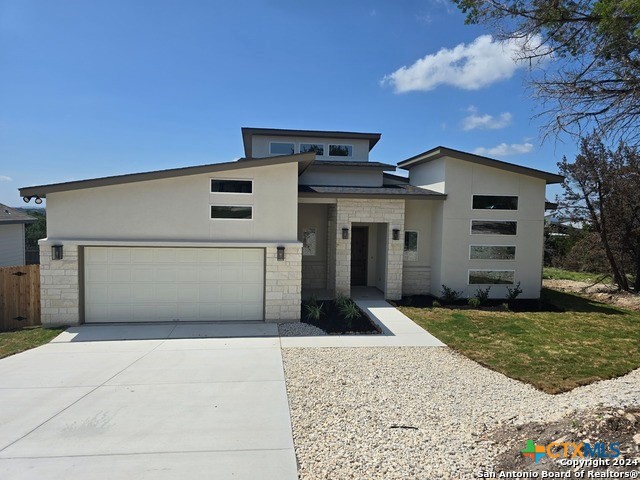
[334,202,351,297]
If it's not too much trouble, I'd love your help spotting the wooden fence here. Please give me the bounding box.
[0,265,41,331]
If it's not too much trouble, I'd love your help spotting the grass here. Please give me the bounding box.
[400,288,640,394]
[0,326,65,359]
[542,267,604,283]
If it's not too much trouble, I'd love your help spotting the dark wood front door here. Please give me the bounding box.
[350,226,368,286]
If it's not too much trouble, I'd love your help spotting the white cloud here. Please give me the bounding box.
[0,175,12,182]
[473,142,534,157]
[382,34,544,93]
[462,106,512,131]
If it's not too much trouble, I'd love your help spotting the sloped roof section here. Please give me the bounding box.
[19,152,316,198]
[398,146,564,184]
[242,127,381,157]
[0,203,37,224]
[299,184,446,199]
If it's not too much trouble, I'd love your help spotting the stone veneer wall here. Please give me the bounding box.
[265,245,302,322]
[40,244,81,326]
[402,265,431,295]
[326,205,337,292]
[332,199,405,300]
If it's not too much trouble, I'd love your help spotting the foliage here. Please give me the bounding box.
[24,211,46,248]
[452,0,640,141]
[335,294,350,310]
[543,267,600,283]
[440,285,463,303]
[474,286,492,305]
[468,297,481,308]
[432,300,442,308]
[307,294,318,307]
[0,327,64,359]
[338,299,361,322]
[400,288,640,393]
[558,134,640,291]
[305,302,324,323]
[506,281,523,301]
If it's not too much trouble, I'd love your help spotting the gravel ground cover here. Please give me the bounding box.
[278,322,327,337]
[282,347,640,479]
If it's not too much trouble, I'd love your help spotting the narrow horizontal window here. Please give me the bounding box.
[211,179,252,194]
[300,143,324,155]
[328,144,352,157]
[210,205,252,220]
[470,245,516,260]
[270,142,295,155]
[473,195,518,210]
[471,220,517,235]
[469,270,514,285]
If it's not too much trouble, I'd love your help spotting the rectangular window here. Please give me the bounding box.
[302,227,317,256]
[211,179,252,194]
[270,142,295,155]
[210,205,252,220]
[404,231,418,261]
[471,220,517,235]
[300,143,324,156]
[473,195,518,210]
[328,144,353,157]
[470,245,516,260]
[468,270,515,285]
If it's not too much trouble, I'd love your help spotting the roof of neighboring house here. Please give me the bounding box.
[397,146,564,184]
[19,152,316,198]
[298,184,446,199]
[0,203,37,225]
[241,127,382,157]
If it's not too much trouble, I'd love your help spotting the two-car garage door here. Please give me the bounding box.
[84,247,264,323]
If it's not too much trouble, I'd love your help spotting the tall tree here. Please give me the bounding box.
[453,0,640,141]
[558,134,640,291]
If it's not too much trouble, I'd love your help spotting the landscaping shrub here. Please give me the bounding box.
[440,285,462,303]
[506,281,523,301]
[467,297,481,308]
[474,286,491,305]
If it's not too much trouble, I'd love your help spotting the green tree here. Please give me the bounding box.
[453,0,640,140]
[25,211,46,248]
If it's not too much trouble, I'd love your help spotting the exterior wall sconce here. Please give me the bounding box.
[342,228,349,239]
[392,229,400,241]
[277,246,285,261]
[52,245,64,260]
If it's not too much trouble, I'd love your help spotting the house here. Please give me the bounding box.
[0,203,36,267]
[19,127,563,326]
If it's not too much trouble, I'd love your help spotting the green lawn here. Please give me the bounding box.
[0,327,65,359]
[400,288,640,394]
[542,267,603,283]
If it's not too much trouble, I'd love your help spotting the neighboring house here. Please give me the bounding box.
[0,203,36,267]
[19,127,563,326]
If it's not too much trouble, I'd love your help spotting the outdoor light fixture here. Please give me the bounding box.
[342,228,349,239]
[23,196,31,203]
[52,245,63,260]
[392,228,400,241]
[277,246,285,261]
[34,197,43,205]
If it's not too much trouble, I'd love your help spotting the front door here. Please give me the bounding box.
[350,226,368,286]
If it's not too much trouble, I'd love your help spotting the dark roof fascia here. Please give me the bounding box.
[0,219,36,225]
[241,127,382,157]
[19,152,316,198]
[298,191,447,200]
[383,172,409,183]
[397,146,565,184]
[311,161,396,170]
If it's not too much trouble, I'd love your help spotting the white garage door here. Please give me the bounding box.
[84,247,264,323]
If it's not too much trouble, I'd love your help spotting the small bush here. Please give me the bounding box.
[307,294,318,307]
[305,303,324,322]
[339,300,361,322]
[468,297,481,308]
[506,281,523,301]
[474,286,491,305]
[440,285,462,303]
[501,302,511,311]
[335,294,350,309]
[432,300,441,308]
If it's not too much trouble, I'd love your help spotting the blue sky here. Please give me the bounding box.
[0,0,573,206]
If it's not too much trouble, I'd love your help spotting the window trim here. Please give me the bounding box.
[299,143,325,156]
[328,143,354,157]
[471,194,519,211]
[470,219,518,236]
[210,178,254,195]
[269,141,296,156]
[469,245,517,261]
[404,230,419,261]
[209,204,253,221]
[467,269,515,285]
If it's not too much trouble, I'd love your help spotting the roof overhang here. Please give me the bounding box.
[298,185,446,200]
[241,127,381,158]
[19,152,316,198]
[398,146,565,185]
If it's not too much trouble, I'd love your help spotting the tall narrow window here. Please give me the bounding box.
[404,231,418,261]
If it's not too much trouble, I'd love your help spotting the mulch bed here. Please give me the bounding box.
[301,300,382,335]
[390,294,562,312]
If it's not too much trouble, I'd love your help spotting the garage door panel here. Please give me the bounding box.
[85,247,264,323]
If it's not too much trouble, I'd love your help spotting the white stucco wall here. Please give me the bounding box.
[402,200,436,294]
[251,135,370,161]
[45,162,299,242]
[0,223,26,267]
[410,156,547,299]
[298,203,329,290]
[299,167,383,187]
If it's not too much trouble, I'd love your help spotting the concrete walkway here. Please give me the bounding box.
[0,324,297,480]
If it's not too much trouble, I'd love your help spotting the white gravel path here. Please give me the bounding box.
[278,322,327,337]
[282,347,640,480]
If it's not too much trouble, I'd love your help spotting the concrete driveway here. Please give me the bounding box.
[0,324,298,480]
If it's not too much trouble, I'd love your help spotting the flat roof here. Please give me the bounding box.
[299,184,446,199]
[397,146,564,184]
[19,152,315,198]
[241,127,382,157]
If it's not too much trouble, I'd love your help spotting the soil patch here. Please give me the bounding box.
[391,295,562,312]
[301,300,382,335]
[543,279,640,311]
